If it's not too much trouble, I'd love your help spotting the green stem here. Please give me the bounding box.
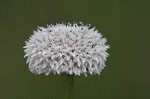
[61,73,74,99]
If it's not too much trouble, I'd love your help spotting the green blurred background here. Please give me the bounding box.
[0,0,150,99]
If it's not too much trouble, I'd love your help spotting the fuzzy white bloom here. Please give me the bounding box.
[23,23,109,76]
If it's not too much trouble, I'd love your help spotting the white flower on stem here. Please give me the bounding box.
[23,22,109,76]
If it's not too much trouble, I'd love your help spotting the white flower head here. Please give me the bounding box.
[23,22,109,76]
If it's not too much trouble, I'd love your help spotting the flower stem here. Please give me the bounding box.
[61,73,74,99]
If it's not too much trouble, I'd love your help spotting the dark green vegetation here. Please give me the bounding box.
[0,0,150,99]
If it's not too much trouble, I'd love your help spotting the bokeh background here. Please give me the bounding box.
[0,0,150,99]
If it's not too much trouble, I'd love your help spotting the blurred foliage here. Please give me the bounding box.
[0,0,150,99]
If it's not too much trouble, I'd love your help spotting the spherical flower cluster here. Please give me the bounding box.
[23,23,109,76]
